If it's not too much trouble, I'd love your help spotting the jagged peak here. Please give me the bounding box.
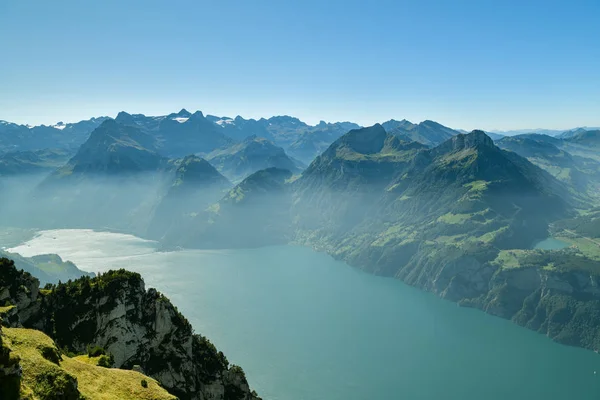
[385,118,412,124]
[176,108,191,117]
[96,118,119,130]
[115,111,132,120]
[190,110,205,119]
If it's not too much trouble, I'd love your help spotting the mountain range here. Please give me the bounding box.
[3,109,600,359]
[154,126,600,351]
[489,127,600,137]
[0,117,108,152]
[3,110,597,166]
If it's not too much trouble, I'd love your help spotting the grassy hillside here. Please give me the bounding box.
[2,327,175,400]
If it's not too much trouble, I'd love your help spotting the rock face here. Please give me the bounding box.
[438,129,495,151]
[0,259,259,400]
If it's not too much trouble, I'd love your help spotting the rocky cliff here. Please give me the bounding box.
[0,259,260,400]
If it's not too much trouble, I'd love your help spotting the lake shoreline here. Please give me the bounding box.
[7,228,600,400]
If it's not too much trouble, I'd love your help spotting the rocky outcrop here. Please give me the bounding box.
[0,260,41,325]
[0,259,260,400]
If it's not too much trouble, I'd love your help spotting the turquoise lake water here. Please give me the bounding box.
[9,229,600,400]
[534,237,570,250]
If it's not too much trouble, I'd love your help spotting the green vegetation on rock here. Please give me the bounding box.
[0,258,260,400]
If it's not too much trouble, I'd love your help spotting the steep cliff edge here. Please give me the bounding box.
[0,258,260,400]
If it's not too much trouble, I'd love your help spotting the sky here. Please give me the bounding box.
[1,0,599,131]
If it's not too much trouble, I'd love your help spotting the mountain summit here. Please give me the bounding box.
[433,129,495,154]
[51,119,163,176]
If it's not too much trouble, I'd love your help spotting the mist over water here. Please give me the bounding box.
[10,229,600,400]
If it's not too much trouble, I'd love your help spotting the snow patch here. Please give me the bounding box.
[173,117,189,124]
[53,123,66,130]
[215,119,234,126]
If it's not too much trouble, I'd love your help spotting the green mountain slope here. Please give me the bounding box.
[0,251,93,285]
[163,167,293,249]
[47,119,163,178]
[293,124,427,233]
[0,149,72,176]
[147,155,231,239]
[293,129,570,274]
[497,135,600,197]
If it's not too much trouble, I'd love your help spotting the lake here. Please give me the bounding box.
[8,229,600,400]
[534,237,570,250]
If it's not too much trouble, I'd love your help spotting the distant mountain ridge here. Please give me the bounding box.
[1,111,472,164]
[382,119,459,146]
[0,117,108,152]
[490,127,600,137]
[497,134,600,197]
[207,135,304,182]
[4,111,598,156]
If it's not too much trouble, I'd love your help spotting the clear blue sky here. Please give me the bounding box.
[1,0,599,131]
